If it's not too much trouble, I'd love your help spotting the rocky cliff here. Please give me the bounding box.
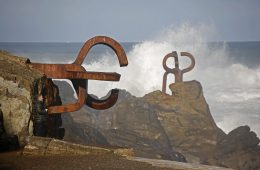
[56,80,260,170]
[0,51,64,145]
[58,80,222,162]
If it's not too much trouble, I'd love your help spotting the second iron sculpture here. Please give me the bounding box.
[162,51,195,94]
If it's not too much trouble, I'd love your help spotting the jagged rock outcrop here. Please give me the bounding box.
[102,98,185,161]
[142,81,225,164]
[0,51,64,145]
[62,113,110,146]
[215,126,260,170]
[56,80,259,170]
[55,81,185,161]
[97,81,226,164]
[59,80,222,162]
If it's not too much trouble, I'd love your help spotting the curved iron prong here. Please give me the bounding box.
[48,79,86,114]
[73,36,128,110]
[162,72,169,94]
[162,51,181,93]
[162,51,178,73]
[86,89,119,110]
[180,52,195,73]
[74,36,128,67]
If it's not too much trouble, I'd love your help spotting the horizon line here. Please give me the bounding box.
[1,40,260,43]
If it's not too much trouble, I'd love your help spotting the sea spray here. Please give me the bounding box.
[81,23,260,136]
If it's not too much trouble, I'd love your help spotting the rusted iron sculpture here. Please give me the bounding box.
[162,51,195,94]
[27,36,128,114]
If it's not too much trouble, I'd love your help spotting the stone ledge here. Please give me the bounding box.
[22,136,234,170]
[23,136,134,157]
[131,157,234,170]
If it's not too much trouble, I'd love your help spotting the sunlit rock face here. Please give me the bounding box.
[0,51,64,145]
[142,80,224,163]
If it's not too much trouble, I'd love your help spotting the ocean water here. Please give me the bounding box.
[1,25,260,137]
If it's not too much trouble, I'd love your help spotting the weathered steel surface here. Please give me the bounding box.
[162,51,195,94]
[28,36,128,114]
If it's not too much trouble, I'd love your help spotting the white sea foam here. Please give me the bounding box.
[69,23,260,136]
[216,111,260,136]
[216,91,260,103]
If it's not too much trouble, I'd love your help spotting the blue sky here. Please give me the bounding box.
[0,0,259,42]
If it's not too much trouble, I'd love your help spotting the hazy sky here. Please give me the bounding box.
[0,0,259,42]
